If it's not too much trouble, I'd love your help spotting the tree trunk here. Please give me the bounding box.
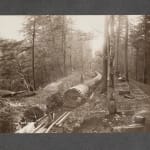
[32,17,36,90]
[62,16,66,76]
[124,16,129,81]
[143,15,148,83]
[135,48,139,81]
[108,15,116,114]
[70,49,72,72]
[116,16,121,76]
[101,16,110,93]
[81,42,84,73]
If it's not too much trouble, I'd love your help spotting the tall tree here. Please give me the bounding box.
[116,16,121,75]
[61,16,67,76]
[32,17,36,90]
[107,15,116,114]
[124,16,129,81]
[143,15,148,83]
[101,16,110,93]
[135,47,139,80]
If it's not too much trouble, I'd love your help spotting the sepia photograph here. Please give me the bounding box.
[0,15,150,133]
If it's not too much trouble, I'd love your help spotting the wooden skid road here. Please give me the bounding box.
[45,112,70,133]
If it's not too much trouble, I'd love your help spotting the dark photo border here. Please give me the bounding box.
[0,0,150,149]
[0,0,150,14]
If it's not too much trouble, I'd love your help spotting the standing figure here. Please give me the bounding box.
[46,92,63,123]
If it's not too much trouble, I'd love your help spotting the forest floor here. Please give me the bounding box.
[0,71,95,132]
[59,79,150,133]
[1,72,150,133]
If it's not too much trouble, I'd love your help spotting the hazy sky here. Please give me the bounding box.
[0,15,138,53]
[0,15,25,40]
[0,15,105,52]
[71,15,105,51]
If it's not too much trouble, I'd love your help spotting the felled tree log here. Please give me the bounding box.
[19,91,36,97]
[84,71,102,89]
[0,90,25,98]
[0,90,16,97]
[63,84,89,109]
[63,72,102,109]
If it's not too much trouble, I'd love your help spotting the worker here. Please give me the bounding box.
[46,92,63,123]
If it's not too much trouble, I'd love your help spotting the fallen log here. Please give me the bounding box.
[0,90,25,97]
[84,71,102,88]
[20,91,36,97]
[63,84,89,109]
[63,72,102,109]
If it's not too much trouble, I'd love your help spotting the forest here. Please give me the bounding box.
[0,16,94,91]
[1,15,150,133]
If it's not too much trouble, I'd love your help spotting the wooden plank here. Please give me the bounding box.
[56,112,71,126]
[45,112,68,133]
